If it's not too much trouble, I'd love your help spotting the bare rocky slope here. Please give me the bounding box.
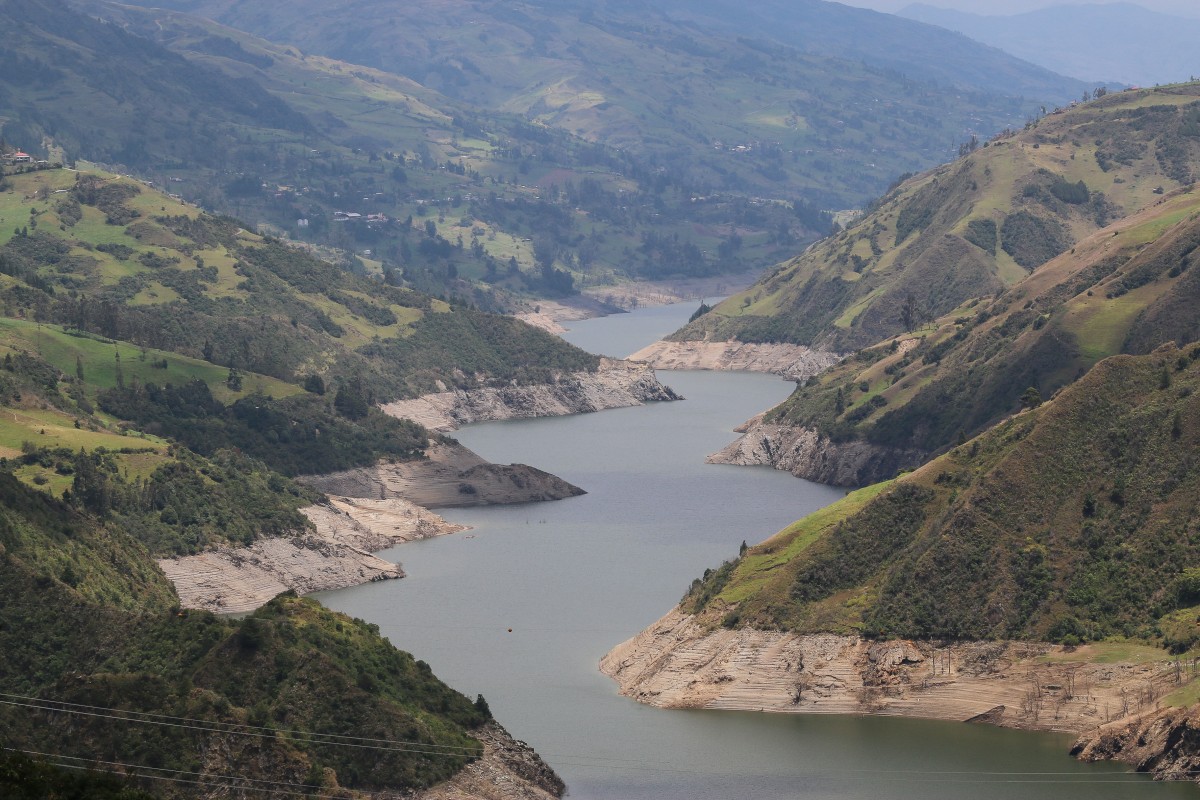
[706,413,924,487]
[411,723,565,800]
[380,358,678,432]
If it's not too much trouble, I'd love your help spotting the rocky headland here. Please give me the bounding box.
[302,442,585,508]
[1072,705,1200,783]
[706,413,926,487]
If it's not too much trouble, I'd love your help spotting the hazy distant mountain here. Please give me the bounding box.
[109,0,1094,208]
[900,2,1200,86]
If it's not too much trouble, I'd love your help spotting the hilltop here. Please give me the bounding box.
[669,84,1200,355]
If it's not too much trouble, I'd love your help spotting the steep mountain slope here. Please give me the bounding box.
[901,2,1200,86]
[715,184,1200,485]
[672,84,1200,353]
[0,469,562,797]
[113,0,1076,208]
[680,345,1200,643]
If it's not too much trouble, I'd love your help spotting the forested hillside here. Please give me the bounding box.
[687,346,1200,646]
[0,468,515,796]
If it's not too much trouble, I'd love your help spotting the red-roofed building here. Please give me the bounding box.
[6,151,33,164]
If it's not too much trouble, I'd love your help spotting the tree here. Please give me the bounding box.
[1019,386,1043,410]
[334,375,371,420]
[303,374,326,395]
[900,292,917,332]
[75,355,84,382]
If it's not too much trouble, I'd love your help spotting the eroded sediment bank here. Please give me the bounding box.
[629,340,841,381]
[706,414,926,487]
[160,498,464,614]
[380,358,678,432]
[601,608,1182,735]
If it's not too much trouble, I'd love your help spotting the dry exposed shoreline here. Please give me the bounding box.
[629,339,841,381]
[602,609,1185,736]
[380,358,679,432]
[159,497,465,613]
[160,361,678,613]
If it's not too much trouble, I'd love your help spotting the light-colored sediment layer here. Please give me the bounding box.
[302,442,585,509]
[601,608,1183,734]
[411,722,565,800]
[707,415,926,487]
[160,499,463,614]
[629,340,841,381]
[380,358,679,432]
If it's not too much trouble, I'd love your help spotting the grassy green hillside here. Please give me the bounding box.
[0,165,604,556]
[0,166,597,401]
[687,346,1200,647]
[0,469,503,796]
[762,185,1200,465]
[674,84,1200,352]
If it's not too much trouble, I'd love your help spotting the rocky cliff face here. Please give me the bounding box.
[414,722,566,800]
[601,608,1182,734]
[1072,706,1200,785]
[382,358,679,432]
[629,340,842,381]
[707,415,926,487]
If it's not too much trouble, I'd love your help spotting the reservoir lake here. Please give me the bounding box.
[319,301,1199,800]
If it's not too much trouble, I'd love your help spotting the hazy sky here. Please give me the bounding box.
[839,0,1200,17]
